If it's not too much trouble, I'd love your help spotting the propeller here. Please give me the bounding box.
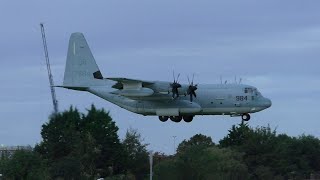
[170,71,181,98]
[187,74,198,102]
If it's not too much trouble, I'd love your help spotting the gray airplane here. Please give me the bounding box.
[58,33,272,123]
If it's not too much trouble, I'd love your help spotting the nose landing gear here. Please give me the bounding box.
[241,113,251,122]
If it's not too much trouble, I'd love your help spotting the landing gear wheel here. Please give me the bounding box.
[241,113,251,121]
[183,116,193,123]
[170,116,182,123]
[159,116,169,122]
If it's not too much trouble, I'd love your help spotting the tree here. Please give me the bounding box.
[274,135,320,178]
[35,105,124,179]
[153,159,179,180]
[122,128,149,180]
[200,147,249,179]
[219,123,320,179]
[79,132,101,178]
[219,123,281,178]
[154,146,248,180]
[49,156,82,179]
[219,123,252,148]
[153,133,247,180]
[80,105,124,176]
[0,150,48,179]
[177,134,214,154]
[35,107,83,179]
[37,107,82,160]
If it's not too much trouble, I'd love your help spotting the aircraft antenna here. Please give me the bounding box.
[40,23,59,114]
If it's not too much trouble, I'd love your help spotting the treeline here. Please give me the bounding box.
[0,106,320,179]
[0,105,149,179]
[154,126,320,179]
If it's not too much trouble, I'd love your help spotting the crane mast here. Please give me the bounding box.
[40,23,58,114]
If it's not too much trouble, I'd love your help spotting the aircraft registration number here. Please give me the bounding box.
[236,96,248,101]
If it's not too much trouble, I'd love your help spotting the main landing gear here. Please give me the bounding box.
[158,116,169,122]
[158,115,194,123]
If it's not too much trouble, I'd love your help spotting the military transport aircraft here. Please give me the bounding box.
[58,33,272,123]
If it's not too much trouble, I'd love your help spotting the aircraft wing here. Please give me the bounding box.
[107,77,156,97]
[107,77,191,99]
[107,77,154,89]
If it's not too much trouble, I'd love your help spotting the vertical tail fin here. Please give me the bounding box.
[63,33,105,87]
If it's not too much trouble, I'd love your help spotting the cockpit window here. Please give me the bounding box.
[253,88,261,96]
[244,87,254,94]
[244,87,262,97]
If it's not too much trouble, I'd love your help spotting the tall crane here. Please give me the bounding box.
[40,23,58,114]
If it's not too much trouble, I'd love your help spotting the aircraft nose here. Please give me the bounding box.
[263,98,272,108]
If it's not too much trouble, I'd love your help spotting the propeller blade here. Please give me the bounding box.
[187,74,198,102]
[188,91,197,102]
[176,73,180,83]
[173,71,176,83]
[192,74,195,85]
[171,71,182,98]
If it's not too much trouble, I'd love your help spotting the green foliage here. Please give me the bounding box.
[0,150,48,179]
[219,123,320,179]
[122,128,149,179]
[219,123,253,148]
[2,108,320,179]
[200,147,249,179]
[177,134,214,154]
[152,125,320,180]
[35,105,125,179]
[80,105,124,176]
[153,159,179,180]
[49,156,81,179]
[154,145,248,180]
[154,134,248,180]
[38,107,82,160]
[2,106,152,179]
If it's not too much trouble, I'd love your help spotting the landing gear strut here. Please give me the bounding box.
[241,113,251,121]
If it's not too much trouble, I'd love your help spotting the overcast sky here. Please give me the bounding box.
[1,1,320,154]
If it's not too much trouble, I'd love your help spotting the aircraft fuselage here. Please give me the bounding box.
[86,82,271,117]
